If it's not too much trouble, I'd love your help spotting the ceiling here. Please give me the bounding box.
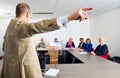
[0,0,120,19]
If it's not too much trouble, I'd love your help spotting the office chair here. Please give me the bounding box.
[100,52,109,59]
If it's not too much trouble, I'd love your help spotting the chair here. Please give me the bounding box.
[100,52,109,59]
[0,56,3,60]
[45,46,60,77]
[47,46,58,64]
[91,48,94,51]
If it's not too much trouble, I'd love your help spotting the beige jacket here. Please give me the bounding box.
[1,18,59,78]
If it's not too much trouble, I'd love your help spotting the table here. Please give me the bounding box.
[43,49,120,78]
[36,48,70,64]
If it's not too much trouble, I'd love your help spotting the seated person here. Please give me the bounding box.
[37,38,46,48]
[49,38,62,63]
[79,38,92,52]
[65,37,75,63]
[78,38,85,49]
[36,38,46,72]
[49,37,61,51]
[49,38,62,48]
[91,37,109,56]
[66,37,75,48]
[53,38,61,47]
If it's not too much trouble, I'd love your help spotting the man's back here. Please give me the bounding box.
[2,19,42,78]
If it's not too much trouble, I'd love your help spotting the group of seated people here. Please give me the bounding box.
[36,37,109,58]
[36,37,109,72]
[64,37,108,57]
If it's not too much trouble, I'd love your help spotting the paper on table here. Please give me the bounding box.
[44,68,60,77]
[79,52,88,54]
[36,48,48,51]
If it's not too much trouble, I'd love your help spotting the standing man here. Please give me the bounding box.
[1,2,92,78]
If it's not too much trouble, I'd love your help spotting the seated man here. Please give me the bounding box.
[91,37,109,57]
[36,38,46,72]
[49,38,62,63]
[78,38,85,49]
[37,38,46,48]
[53,38,61,47]
[49,38,61,47]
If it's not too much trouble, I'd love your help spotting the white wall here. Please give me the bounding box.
[32,20,90,48]
[0,18,11,55]
[90,8,120,56]
[0,18,90,55]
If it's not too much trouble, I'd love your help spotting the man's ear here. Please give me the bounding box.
[25,11,30,21]
[26,11,29,18]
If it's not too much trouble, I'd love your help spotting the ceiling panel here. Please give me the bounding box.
[0,0,120,19]
[55,0,120,18]
[54,0,90,15]
[26,0,56,12]
[84,0,120,17]
[0,0,21,13]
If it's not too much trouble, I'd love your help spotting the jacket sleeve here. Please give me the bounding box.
[17,18,59,38]
[2,36,5,51]
[88,44,92,52]
[72,42,75,48]
[102,45,108,55]
[99,45,108,56]
[78,43,80,48]
[65,42,69,48]
[95,45,108,56]
[84,44,92,52]
[2,40,5,51]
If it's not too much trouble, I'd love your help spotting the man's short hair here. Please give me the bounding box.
[80,38,84,40]
[16,2,30,17]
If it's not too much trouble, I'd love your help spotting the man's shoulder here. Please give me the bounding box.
[9,18,26,25]
[103,44,108,47]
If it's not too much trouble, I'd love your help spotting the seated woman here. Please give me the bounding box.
[66,37,75,48]
[91,37,109,57]
[65,37,75,63]
[79,38,93,52]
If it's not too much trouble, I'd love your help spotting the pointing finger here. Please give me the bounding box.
[82,8,93,11]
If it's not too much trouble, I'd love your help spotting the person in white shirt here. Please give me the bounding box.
[53,38,61,46]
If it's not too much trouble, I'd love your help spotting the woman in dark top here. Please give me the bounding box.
[65,37,75,63]
[66,37,75,48]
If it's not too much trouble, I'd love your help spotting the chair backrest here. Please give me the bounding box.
[0,56,3,60]
[47,46,58,64]
[100,52,109,59]
[91,48,94,51]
